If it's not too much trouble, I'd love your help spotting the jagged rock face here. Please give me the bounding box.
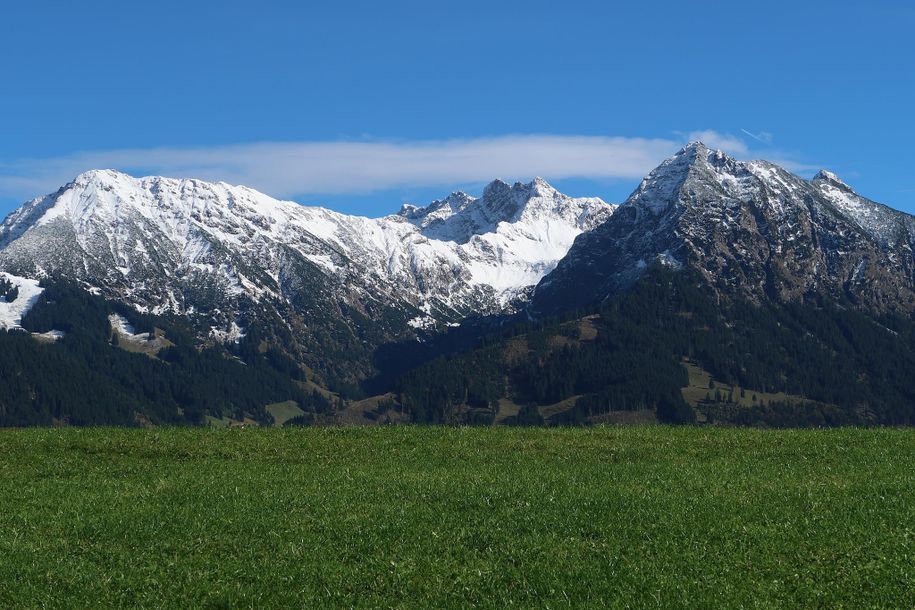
[0,170,613,376]
[534,142,915,315]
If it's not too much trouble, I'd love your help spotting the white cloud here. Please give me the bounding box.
[0,131,811,203]
[685,130,750,156]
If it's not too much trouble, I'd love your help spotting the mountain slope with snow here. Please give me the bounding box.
[533,142,915,315]
[0,272,44,331]
[0,170,613,317]
[0,170,614,380]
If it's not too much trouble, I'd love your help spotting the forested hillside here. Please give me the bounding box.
[393,268,915,427]
[0,281,330,427]
[6,269,915,428]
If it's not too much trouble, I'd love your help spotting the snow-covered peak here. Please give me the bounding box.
[626,141,717,214]
[812,169,850,189]
[398,176,612,243]
[70,168,134,187]
[480,178,511,198]
[397,190,476,224]
[478,176,558,200]
[632,144,915,249]
[679,140,710,156]
[534,140,915,317]
[3,170,310,254]
[530,175,554,190]
[626,142,816,217]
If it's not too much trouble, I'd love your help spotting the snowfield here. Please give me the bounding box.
[0,272,43,330]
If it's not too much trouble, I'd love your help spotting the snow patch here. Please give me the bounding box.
[656,250,682,269]
[0,273,44,330]
[33,329,65,341]
[109,313,151,342]
[210,320,246,343]
[407,315,436,330]
[305,253,340,275]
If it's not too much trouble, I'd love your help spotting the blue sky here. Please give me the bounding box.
[1,0,912,217]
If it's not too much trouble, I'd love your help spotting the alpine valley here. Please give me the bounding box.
[3,142,915,427]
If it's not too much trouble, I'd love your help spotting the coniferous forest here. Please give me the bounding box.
[3,269,915,427]
[394,268,915,427]
[0,276,18,302]
[0,281,330,427]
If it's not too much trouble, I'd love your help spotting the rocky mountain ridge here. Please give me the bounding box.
[533,142,915,315]
[0,170,613,381]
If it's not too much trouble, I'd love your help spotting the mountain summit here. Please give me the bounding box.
[533,143,915,314]
[398,177,610,244]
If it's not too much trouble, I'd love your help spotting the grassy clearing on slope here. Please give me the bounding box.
[681,360,810,407]
[0,426,912,608]
[265,400,305,426]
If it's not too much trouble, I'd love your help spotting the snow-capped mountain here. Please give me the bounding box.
[0,170,613,377]
[396,177,612,316]
[533,142,915,314]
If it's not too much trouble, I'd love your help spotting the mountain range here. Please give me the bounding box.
[0,170,611,383]
[2,142,915,427]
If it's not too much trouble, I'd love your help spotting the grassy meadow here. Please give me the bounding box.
[0,426,912,608]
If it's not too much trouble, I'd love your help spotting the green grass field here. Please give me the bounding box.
[0,427,912,608]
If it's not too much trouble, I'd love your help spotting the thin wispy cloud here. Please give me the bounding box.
[0,131,812,204]
[683,130,750,156]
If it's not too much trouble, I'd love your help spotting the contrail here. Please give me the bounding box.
[740,128,769,143]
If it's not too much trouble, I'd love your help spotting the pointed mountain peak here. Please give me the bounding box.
[626,142,743,214]
[528,176,554,188]
[481,178,511,198]
[482,177,561,202]
[674,140,738,166]
[70,169,135,188]
[397,203,422,217]
[401,178,565,224]
[398,177,610,243]
[678,140,711,156]
[18,169,145,228]
[812,169,850,189]
[398,189,475,220]
[440,190,475,209]
[479,177,567,219]
[526,176,559,197]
